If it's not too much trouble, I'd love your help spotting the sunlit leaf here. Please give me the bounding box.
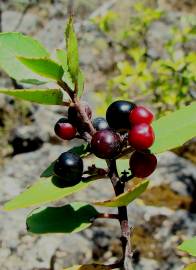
[3,176,96,211]
[56,49,74,90]
[0,89,63,105]
[93,180,149,207]
[151,102,196,153]
[77,69,85,98]
[65,17,79,81]
[27,202,98,234]
[178,237,196,257]
[183,264,196,270]
[18,57,64,81]
[0,32,49,81]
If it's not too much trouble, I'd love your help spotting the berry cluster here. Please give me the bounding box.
[53,100,157,187]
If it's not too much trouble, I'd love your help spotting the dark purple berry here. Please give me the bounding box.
[91,130,122,159]
[129,151,157,178]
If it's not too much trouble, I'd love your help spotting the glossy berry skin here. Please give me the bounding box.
[106,100,136,131]
[93,117,109,131]
[54,118,77,140]
[68,102,92,125]
[128,123,155,150]
[54,152,83,187]
[129,151,157,178]
[91,130,122,159]
[129,106,154,125]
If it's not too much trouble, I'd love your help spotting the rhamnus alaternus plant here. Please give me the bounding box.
[0,16,195,270]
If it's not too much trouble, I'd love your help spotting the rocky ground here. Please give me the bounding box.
[0,1,196,270]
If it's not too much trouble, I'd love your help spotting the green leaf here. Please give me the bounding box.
[20,79,47,85]
[68,144,90,156]
[3,176,96,211]
[178,237,196,256]
[77,69,85,98]
[26,202,98,234]
[0,32,49,81]
[18,57,64,81]
[0,89,63,105]
[183,264,196,270]
[93,180,149,207]
[151,102,196,153]
[56,49,74,90]
[64,265,111,270]
[65,17,79,81]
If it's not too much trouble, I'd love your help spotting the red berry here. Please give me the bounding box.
[129,106,154,125]
[91,130,122,159]
[128,123,155,150]
[54,118,77,140]
[129,151,157,178]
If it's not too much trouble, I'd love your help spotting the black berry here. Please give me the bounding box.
[129,151,157,178]
[91,130,122,159]
[106,100,136,131]
[54,152,83,187]
[93,117,109,131]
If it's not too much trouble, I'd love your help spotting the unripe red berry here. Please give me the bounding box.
[128,123,155,150]
[54,118,77,140]
[129,151,157,178]
[129,106,154,125]
[106,100,136,131]
[54,152,83,187]
[91,130,122,159]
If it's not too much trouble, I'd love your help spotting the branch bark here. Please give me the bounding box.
[107,159,133,270]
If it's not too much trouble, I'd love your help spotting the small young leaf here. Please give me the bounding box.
[93,180,149,207]
[0,89,63,105]
[18,57,64,81]
[178,237,196,257]
[77,69,85,98]
[26,202,98,234]
[65,17,79,81]
[64,264,111,270]
[151,102,196,153]
[56,49,74,90]
[0,32,49,81]
[183,264,196,270]
[3,176,96,211]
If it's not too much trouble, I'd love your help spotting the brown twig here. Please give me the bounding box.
[107,159,133,270]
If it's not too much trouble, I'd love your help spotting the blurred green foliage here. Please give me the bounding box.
[92,2,196,116]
